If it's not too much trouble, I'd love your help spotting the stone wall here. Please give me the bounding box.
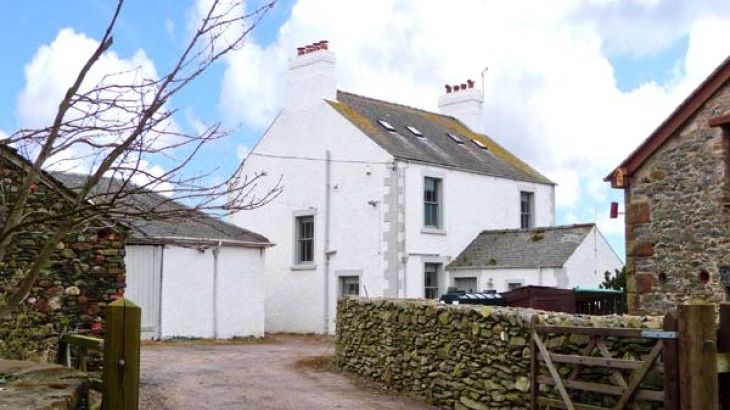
[625,81,730,315]
[0,156,125,360]
[336,298,663,409]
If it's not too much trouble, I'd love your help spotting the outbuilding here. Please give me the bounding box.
[54,174,271,339]
[446,223,622,293]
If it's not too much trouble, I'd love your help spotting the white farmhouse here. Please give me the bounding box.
[446,224,623,293]
[231,41,556,334]
[54,173,270,340]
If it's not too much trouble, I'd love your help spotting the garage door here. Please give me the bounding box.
[125,245,163,339]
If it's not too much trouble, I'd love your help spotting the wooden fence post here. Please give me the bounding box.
[662,311,679,410]
[719,303,730,410]
[102,298,141,410]
[677,303,718,410]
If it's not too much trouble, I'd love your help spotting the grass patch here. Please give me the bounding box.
[292,355,335,373]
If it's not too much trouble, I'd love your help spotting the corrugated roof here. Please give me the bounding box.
[52,172,271,247]
[329,91,553,185]
[448,224,595,269]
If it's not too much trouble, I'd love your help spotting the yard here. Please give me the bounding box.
[139,334,435,410]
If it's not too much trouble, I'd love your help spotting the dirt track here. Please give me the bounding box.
[139,334,436,409]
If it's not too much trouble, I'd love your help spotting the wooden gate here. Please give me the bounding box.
[530,313,679,410]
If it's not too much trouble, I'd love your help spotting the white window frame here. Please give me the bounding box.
[292,209,316,270]
[505,279,525,291]
[424,262,442,299]
[423,176,445,233]
[520,191,534,229]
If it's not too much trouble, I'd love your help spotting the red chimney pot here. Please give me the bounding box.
[460,83,467,90]
[467,79,475,88]
[445,84,452,93]
[297,47,305,56]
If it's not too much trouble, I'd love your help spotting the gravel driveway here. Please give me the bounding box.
[140,334,436,409]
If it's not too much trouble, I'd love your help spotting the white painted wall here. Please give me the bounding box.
[563,226,623,289]
[447,267,562,293]
[403,162,555,298]
[231,98,392,334]
[130,244,268,339]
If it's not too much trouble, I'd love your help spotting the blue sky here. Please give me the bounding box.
[2,0,730,263]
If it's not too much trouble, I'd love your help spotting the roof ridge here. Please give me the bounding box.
[479,223,595,235]
[336,89,461,123]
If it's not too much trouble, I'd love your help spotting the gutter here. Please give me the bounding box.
[323,150,332,334]
[126,236,275,248]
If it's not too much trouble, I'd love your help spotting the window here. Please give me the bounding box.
[378,120,396,131]
[507,281,524,291]
[454,277,477,293]
[520,191,534,229]
[295,215,314,264]
[340,276,360,296]
[447,133,464,144]
[424,177,442,228]
[406,126,423,137]
[472,139,488,150]
[424,263,441,299]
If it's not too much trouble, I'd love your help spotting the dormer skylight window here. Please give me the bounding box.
[406,126,423,137]
[447,133,464,144]
[472,139,488,150]
[378,120,396,131]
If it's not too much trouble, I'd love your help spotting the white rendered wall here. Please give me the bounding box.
[231,99,393,334]
[403,162,555,298]
[160,245,265,338]
[446,267,561,293]
[563,226,623,289]
[216,247,266,338]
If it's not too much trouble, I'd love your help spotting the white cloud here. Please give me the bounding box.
[16,27,178,191]
[236,144,250,160]
[216,0,730,248]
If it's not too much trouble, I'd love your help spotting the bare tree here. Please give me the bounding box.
[0,0,281,319]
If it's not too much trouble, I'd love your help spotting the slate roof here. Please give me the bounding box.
[52,172,271,247]
[329,90,553,185]
[448,224,595,269]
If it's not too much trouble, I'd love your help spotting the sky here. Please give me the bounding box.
[2,0,730,261]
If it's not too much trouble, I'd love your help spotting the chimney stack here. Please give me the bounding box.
[285,40,336,111]
[438,78,484,133]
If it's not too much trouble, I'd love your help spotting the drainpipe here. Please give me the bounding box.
[212,238,222,339]
[323,150,332,334]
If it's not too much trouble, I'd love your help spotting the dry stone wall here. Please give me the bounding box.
[0,156,125,360]
[336,298,663,410]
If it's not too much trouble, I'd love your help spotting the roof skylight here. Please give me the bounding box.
[472,139,488,150]
[378,120,396,131]
[447,133,464,144]
[406,126,423,137]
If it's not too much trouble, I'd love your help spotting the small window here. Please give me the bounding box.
[424,177,442,228]
[340,276,360,296]
[472,139,488,150]
[295,215,314,264]
[378,120,396,131]
[424,263,441,299]
[507,281,523,291]
[447,133,464,144]
[454,277,477,293]
[520,191,534,229]
[406,126,423,137]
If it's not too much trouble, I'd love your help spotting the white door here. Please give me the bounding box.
[125,245,163,339]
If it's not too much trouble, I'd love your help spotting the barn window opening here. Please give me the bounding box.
[698,269,710,284]
[340,276,360,296]
[520,191,534,229]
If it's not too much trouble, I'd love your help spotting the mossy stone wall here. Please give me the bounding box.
[0,156,125,360]
[336,298,663,409]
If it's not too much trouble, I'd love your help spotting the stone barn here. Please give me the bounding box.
[606,55,730,314]
[0,146,125,360]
